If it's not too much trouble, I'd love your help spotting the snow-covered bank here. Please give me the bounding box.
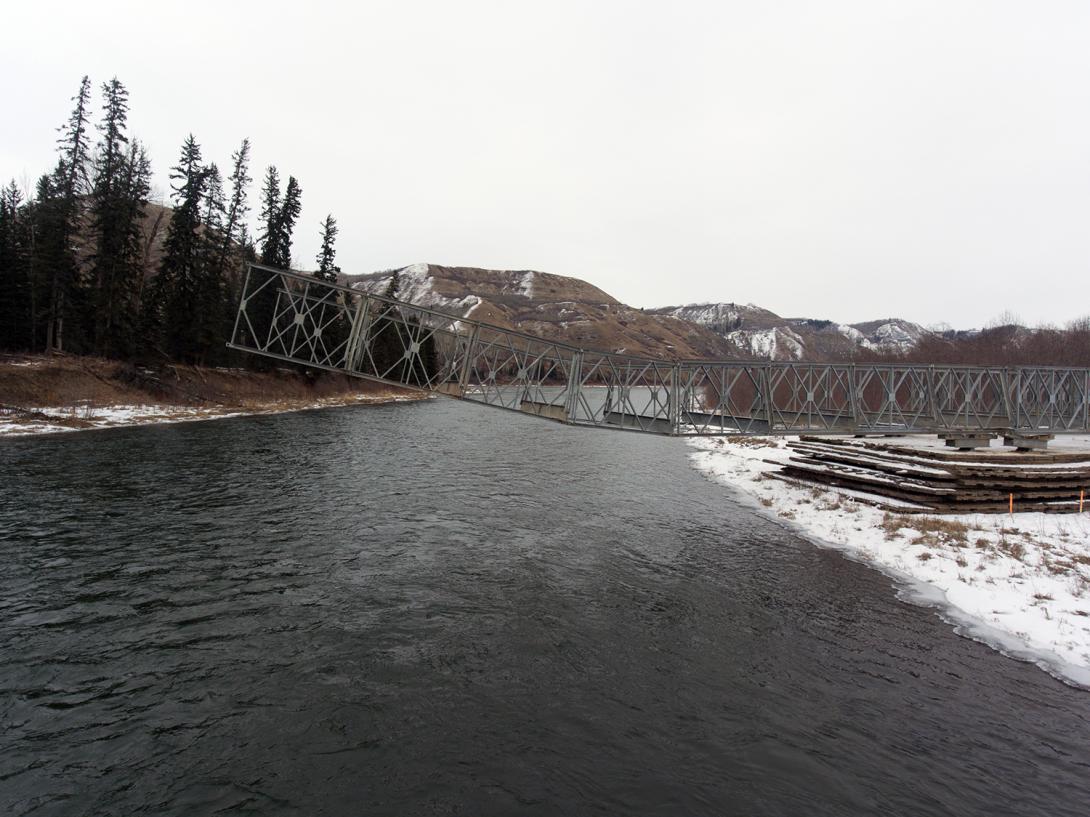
[0,393,425,437]
[688,436,1090,687]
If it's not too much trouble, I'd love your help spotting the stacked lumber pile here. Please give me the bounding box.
[770,436,1090,514]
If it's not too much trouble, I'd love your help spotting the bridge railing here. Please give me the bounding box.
[229,264,1090,436]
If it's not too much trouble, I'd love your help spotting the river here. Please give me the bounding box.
[2,399,1089,816]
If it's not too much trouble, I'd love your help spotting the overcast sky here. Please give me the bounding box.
[4,1,1088,328]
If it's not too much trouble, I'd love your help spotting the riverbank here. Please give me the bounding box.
[0,353,424,436]
[688,435,1090,687]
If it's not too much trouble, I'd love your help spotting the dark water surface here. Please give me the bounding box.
[2,400,1089,816]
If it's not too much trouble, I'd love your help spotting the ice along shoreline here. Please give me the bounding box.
[0,393,428,438]
[687,435,1090,689]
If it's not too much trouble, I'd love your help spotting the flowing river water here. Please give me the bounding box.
[2,399,1089,816]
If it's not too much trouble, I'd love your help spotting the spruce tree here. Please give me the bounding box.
[40,76,94,352]
[315,214,338,282]
[369,270,404,379]
[222,140,252,260]
[219,139,251,303]
[89,78,149,357]
[244,165,283,365]
[56,76,93,207]
[312,214,348,363]
[275,175,302,269]
[150,135,208,361]
[0,181,32,350]
[201,163,225,235]
[258,165,281,266]
[383,269,400,299]
[108,140,151,356]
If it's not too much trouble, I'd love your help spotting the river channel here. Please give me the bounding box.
[2,399,1089,815]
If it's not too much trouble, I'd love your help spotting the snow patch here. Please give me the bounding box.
[354,264,481,317]
[687,435,1090,688]
[727,327,804,360]
[518,271,536,300]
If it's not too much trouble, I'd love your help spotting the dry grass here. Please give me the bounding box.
[997,538,1027,561]
[0,354,416,414]
[881,513,908,536]
[725,435,771,449]
[911,517,970,540]
[882,513,969,548]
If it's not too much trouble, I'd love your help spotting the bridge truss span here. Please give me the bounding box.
[228,264,1090,437]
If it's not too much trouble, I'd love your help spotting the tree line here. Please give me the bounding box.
[851,319,1090,368]
[0,76,343,367]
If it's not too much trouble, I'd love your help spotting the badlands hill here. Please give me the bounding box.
[344,264,738,359]
[343,263,933,362]
[650,303,929,361]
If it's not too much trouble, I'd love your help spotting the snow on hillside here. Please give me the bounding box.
[656,301,931,359]
[726,327,805,361]
[860,320,924,353]
[655,302,780,334]
[518,270,536,300]
[351,263,481,317]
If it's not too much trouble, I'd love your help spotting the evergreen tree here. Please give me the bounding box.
[245,165,284,367]
[222,140,252,260]
[56,76,93,206]
[258,165,281,266]
[315,214,338,282]
[201,162,225,235]
[383,269,400,299]
[89,78,149,357]
[196,161,228,364]
[111,140,152,355]
[0,181,32,350]
[248,171,300,364]
[148,134,208,361]
[39,76,94,352]
[369,270,404,379]
[275,175,302,269]
[219,139,251,301]
[312,214,348,363]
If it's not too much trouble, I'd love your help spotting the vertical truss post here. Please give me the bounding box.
[1006,367,1020,430]
[762,364,774,431]
[668,363,680,435]
[343,295,373,373]
[1085,370,1089,432]
[565,350,584,423]
[998,370,1015,431]
[927,366,941,428]
[231,265,254,347]
[847,364,859,432]
[457,323,481,395]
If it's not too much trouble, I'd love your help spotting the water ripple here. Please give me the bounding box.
[2,401,1090,816]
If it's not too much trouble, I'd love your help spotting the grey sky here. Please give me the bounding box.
[4,1,1088,328]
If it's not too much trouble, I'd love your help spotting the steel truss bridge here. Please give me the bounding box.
[228,264,1090,439]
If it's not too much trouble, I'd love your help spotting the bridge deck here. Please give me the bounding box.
[228,264,1090,437]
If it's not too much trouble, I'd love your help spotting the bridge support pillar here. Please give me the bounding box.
[1003,431,1053,451]
[938,432,995,451]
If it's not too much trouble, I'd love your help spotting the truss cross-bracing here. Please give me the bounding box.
[229,264,1090,437]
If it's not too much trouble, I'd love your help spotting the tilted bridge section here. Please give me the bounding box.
[229,264,1090,440]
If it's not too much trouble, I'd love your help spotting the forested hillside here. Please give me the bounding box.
[0,76,341,368]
